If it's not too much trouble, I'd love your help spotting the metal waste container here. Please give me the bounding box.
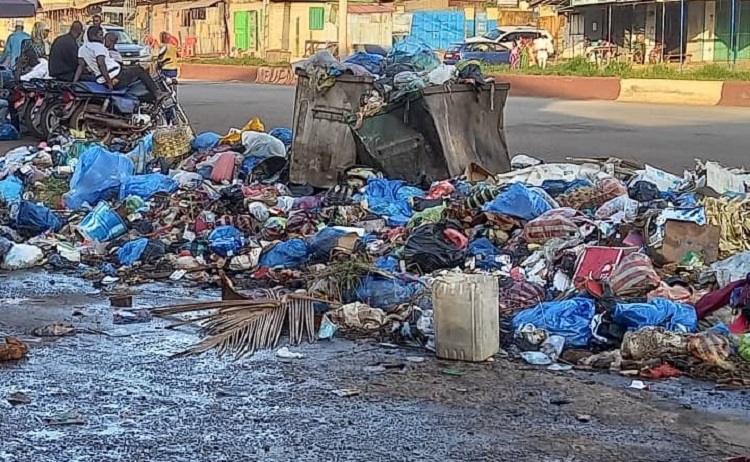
[290,71,511,188]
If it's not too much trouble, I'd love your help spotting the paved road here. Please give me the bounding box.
[181,82,750,172]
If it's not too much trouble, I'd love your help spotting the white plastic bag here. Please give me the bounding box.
[2,244,44,270]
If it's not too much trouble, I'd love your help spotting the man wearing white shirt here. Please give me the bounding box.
[74,26,162,102]
[533,36,553,70]
[15,47,50,81]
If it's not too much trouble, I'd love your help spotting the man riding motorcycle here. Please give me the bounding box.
[73,26,164,103]
[49,21,84,82]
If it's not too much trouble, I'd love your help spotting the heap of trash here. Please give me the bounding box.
[1,113,750,386]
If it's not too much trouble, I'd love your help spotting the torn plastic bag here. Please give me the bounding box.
[241,131,287,160]
[343,52,384,75]
[468,237,503,270]
[307,227,349,264]
[511,297,596,347]
[628,180,661,202]
[482,182,553,221]
[0,237,12,261]
[209,226,244,257]
[613,298,698,332]
[192,132,221,151]
[541,178,593,196]
[64,146,135,210]
[0,176,24,205]
[403,220,467,273]
[708,251,750,287]
[362,178,423,225]
[117,238,148,265]
[15,200,63,237]
[348,273,426,312]
[119,173,178,201]
[387,37,440,72]
[258,238,309,269]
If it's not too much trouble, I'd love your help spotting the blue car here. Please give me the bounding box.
[443,41,511,66]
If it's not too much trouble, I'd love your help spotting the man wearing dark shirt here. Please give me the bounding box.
[49,21,83,81]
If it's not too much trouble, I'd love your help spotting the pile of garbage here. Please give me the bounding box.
[2,116,750,384]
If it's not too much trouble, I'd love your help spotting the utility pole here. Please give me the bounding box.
[338,0,348,58]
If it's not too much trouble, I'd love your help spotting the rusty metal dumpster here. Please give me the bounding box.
[290,71,511,188]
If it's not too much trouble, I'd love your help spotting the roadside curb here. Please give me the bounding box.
[180,63,750,107]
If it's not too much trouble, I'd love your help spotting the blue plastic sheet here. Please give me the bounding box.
[343,52,385,75]
[15,200,63,237]
[117,238,149,265]
[119,173,178,201]
[268,127,293,148]
[64,146,135,210]
[363,178,423,226]
[209,226,244,257]
[374,255,400,272]
[0,124,19,141]
[0,176,24,204]
[387,37,440,72]
[192,132,221,151]
[482,182,553,221]
[307,227,348,264]
[511,297,596,347]
[124,132,153,173]
[613,298,698,332]
[349,274,425,312]
[468,238,503,270]
[259,238,309,269]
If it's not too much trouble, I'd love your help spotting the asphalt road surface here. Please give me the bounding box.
[181,82,750,172]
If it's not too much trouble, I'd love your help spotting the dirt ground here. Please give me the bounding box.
[1,271,749,462]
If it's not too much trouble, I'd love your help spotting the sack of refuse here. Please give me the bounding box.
[2,244,44,270]
[386,37,440,72]
[64,146,135,210]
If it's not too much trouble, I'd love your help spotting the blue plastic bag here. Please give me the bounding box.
[259,238,309,269]
[482,182,553,221]
[124,132,153,173]
[343,52,385,75]
[468,238,503,270]
[363,178,423,225]
[117,238,149,265]
[387,37,440,72]
[0,176,24,204]
[0,124,19,141]
[268,127,293,148]
[541,179,593,196]
[511,297,596,347]
[613,298,697,332]
[374,255,400,272]
[349,274,425,312]
[307,227,348,264]
[209,226,244,257]
[119,173,178,201]
[15,200,63,237]
[64,146,135,210]
[192,132,221,151]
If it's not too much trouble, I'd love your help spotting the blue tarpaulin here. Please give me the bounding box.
[482,182,553,221]
[512,297,596,347]
[613,298,698,332]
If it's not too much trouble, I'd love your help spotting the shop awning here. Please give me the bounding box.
[170,0,223,10]
[42,0,107,12]
[0,0,39,17]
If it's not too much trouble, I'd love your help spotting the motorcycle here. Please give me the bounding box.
[54,52,188,145]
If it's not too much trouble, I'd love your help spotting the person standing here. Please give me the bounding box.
[519,38,530,69]
[509,40,520,70]
[159,31,179,78]
[21,22,51,61]
[92,14,102,27]
[0,21,31,70]
[534,35,553,70]
[49,21,84,81]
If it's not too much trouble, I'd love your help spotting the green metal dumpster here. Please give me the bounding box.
[290,71,511,188]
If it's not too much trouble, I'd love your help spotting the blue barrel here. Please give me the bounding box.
[77,202,127,242]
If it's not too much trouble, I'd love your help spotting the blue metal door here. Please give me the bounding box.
[410,11,466,50]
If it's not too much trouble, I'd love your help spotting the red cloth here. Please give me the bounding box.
[694,280,744,319]
[209,152,237,183]
[442,228,468,250]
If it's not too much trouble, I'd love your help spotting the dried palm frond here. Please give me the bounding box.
[151,273,325,359]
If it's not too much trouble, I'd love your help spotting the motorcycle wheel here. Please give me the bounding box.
[69,105,114,145]
[24,101,45,140]
[37,101,62,140]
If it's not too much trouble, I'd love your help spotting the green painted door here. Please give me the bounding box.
[715,0,750,60]
[235,11,249,51]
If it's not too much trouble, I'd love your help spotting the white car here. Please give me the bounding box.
[466,26,555,55]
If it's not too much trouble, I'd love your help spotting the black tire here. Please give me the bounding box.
[39,101,65,139]
[24,100,45,140]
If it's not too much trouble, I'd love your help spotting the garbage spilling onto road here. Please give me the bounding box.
[0,39,749,389]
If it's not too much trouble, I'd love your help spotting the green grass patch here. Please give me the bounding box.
[482,57,750,81]
[183,56,288,67]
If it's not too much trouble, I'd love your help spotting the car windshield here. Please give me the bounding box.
[446,44,461,52]
[107,29,135,44]
[482,29,505,40]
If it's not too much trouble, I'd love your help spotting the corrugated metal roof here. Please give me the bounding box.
[348,4,394,14]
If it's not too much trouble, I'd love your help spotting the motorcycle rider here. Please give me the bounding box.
[15,46,50,82]
[74,26,164,103]
[49,21,84,81]
[104,32,123,63]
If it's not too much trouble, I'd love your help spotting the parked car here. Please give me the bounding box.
[443,41,511,66]
[466,26,554,56]
[83,24,152,67]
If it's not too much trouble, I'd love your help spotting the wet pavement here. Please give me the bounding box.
[1,272,750,461]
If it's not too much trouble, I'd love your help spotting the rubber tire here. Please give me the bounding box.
[24,101,45,140]
[40,101,64,139]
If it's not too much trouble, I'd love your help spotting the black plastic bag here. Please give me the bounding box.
[403,220,466,273]
[628,180,661,202]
